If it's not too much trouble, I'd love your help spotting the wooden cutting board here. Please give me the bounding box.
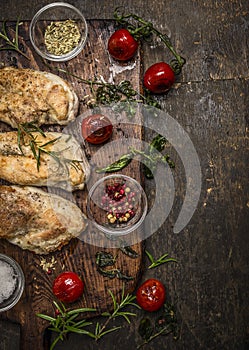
[0,20,144,350]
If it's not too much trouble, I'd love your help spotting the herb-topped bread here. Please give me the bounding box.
[0,131,90,191]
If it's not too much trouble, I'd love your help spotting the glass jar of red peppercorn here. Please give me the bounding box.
[87,175,147,236]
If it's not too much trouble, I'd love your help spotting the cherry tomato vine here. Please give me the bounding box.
[113,7,186,75]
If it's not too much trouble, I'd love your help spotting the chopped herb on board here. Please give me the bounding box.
[95,251,134,281]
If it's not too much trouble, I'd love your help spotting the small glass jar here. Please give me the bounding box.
[87,174,148,236]
[29,2,88,62]
[0,254,25,312]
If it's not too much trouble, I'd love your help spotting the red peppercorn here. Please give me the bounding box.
[55,309,61,316]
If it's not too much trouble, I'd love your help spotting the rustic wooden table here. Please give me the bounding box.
[0,1,248,350]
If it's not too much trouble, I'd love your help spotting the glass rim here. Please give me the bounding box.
[87,174,148,236]
[29,2,88,62]
[0,253,25,312]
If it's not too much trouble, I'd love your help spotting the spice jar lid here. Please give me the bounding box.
[29,2,88,62]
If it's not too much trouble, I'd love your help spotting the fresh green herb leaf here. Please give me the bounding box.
[0,18,30,60]
[37,302,96,349]
[96,153,133,173]
[37,288,140,346]
[36,314,56,322]
[96,134,175,178]
[92,286,139,340]
[17,121,82,172]
[67,308,97,315]
[145,250,177,269]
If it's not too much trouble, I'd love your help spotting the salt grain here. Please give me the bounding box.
[0,260,17,303]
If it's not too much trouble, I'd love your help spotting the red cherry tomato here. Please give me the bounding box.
[52,272,84,303]
[81,114,113,145]
[136,278,166,312]
[143,62,175,94]
[108,28,138,61]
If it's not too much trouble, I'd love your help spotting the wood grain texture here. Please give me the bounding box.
[0,20,143,350]
[0,0,248,350]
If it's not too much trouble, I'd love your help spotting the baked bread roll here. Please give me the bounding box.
[0,185,87,254]
[0,67,79,128]
[0,131,90,191]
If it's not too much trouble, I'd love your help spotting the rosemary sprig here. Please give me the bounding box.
[91,287,140,341]
[0,18,30,60]
[37,288,140,348]
[145,250,177,269]
[113,8,186,75]
[37,301,96,350]
[17,121,82,172]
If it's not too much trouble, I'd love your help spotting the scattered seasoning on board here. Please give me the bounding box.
[44,19,81,55]
[40,256,57,274]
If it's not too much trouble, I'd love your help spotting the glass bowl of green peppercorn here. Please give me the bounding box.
[29,2,88,62]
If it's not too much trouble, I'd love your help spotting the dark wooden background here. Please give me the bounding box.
[0,1,248,350]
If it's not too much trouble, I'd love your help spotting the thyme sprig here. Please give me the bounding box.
[17,121,82,172]
[45,66,161,110]
[92,287,140,340]
[37,301,96,350]
[145,250,177,269]
[113,8,186,75]
[0,18,30,60]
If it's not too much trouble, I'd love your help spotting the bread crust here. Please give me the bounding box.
[0,185,87,254]
[0,67,79,127]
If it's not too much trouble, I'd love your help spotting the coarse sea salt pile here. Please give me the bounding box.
[0,260,17,304]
